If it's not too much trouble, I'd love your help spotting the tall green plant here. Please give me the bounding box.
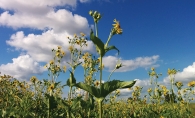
[73,10,136,118]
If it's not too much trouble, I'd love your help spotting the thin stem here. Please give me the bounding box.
[108,68,116,81]
[105,32,113,49]
[99,56,103,118]
[99,56,103,90]
[95,22,98,37]
[48,98,50,118]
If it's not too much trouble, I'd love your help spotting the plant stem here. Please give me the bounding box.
[105,32,113,49]
[95,22,98,37]
[108,68,116,81]
[48,97,50,118]
[100,56,103,91]
[98,100,103,118]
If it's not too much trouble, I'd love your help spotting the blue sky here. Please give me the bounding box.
[0,0,195,96]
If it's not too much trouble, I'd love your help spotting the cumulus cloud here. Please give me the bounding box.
[0,0,97,81]
[6,30,95,62]
[79,0,90,3]
[0,0,90,34]
[163,62,195,84]
[103,55,160,72]
[0,55,45,81]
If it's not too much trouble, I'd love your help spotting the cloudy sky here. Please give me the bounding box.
[0,0,195,96]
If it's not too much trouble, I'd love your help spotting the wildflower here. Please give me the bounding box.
[151,67,155,71]
[55,66,60,71]
[44,64,48,68]
[61,51,65,56]
[82,52,90,59]
[63,66,66,72]
[89,10,93,16]
[115,63,122,69]
[112,19,122,35]
[86,75,92,82]
[148,88,152,93]
[69,46,74,52]
[50,60,54,65]
[30,76,38,83]
[57,46,61,49]
[134,86,140,91]
[94,80,100,87]
[48,84,55,92]
[167,68,178,75]
[80,32,86,37]
[175,81,183,89]
[116,89,120,94]
[55,52,60,57]
[75,40,80,45]
[74,34,77,38]
[98,64,104,70]
[188,81,195,87]
[150,71,156,76]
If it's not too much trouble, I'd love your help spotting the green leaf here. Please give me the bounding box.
[101,80,136,98]
[105,45,120,55]
[66,70,76,87]
[74,80,136,99]
[90,29,105,56]
[74,82,100,98]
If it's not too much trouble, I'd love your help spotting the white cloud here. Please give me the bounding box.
[0,0,91,34]
[0,55,45,81]
[6,30,95,63]
[103,55,159,72]
[163,62,195,84]
[79,0,90,3]
[0,0,77,11]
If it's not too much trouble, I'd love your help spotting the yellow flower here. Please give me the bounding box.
[147,88,152,93]
[44,64,48,68]
[69,46,74,52]
[57,46,61,49]
[86,75,92,82]
[61,51,65,56]
[134,86,140,91]
[30,76,38,83]
[50,60,54,65]
[74,34,77,38]
[56,52,60,57]
[89,10,93,16]
[48,84,55,92]
[151,67,155,71]
[63,66,66,72]
[82,52,90,59]
[112,19,123,34]
[76,40,81,45]
[115,89,120,94]
[80,32,86,37]
[188,81,195,87]
[55,66,60,71]
[175,81,183,88]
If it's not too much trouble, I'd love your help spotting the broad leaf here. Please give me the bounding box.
[105,45,120,55]
[66,70,76,87]
[74,80,136,99]
[101,80,136,98]
[90,30,105,56]
[74,82,100,98]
